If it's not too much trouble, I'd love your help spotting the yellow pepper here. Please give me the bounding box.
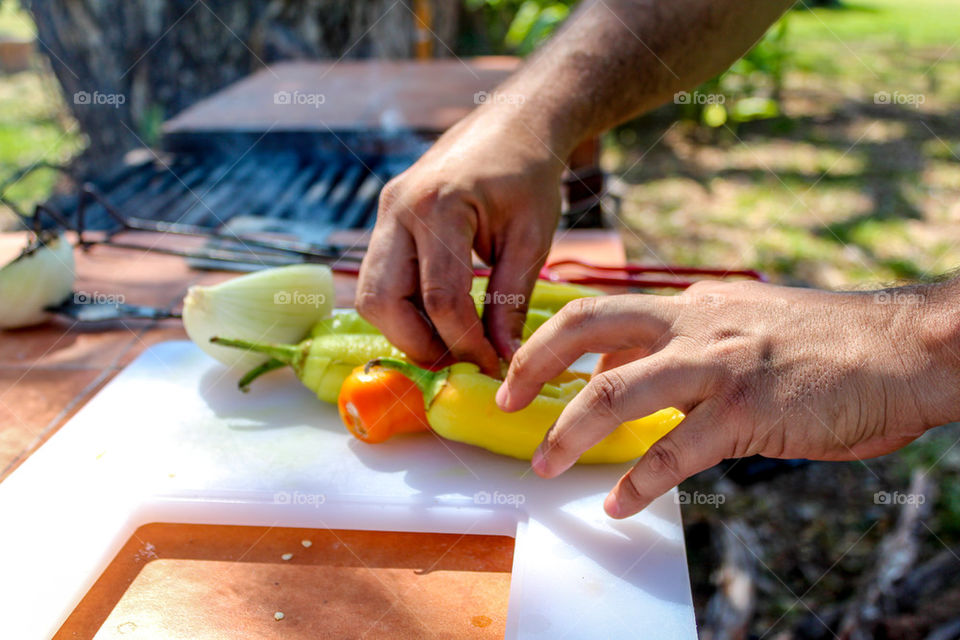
[362,357,685,464]
[470,277,603,314]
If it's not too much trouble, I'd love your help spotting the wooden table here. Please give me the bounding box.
[163,58,522,135]
[0,229,625,639]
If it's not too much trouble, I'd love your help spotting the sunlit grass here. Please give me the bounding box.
[611,1,960,289]
[790,0,960,46]
[0,0,33,39]
[0,3,82,229]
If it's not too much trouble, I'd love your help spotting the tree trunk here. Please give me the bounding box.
[28,0,460,172]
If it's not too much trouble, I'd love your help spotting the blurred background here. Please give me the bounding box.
[2,0,959,637]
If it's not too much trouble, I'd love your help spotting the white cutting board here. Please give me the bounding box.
[0,341,696,639]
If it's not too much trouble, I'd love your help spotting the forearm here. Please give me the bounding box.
[486,0,793,159]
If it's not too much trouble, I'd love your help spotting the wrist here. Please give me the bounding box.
[465,95,584,170]
[906,280,960,427]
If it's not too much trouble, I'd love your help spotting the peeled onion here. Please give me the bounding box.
[182,264,335,369]
[0,233,75,329]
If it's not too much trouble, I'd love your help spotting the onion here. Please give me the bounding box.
[182,264,335,369]
[0,233,75,329]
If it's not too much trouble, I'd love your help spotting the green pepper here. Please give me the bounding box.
[211,333,404,403]
[309,311,379,337]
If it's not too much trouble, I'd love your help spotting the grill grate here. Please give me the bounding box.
[29,129,611,257]
[50,138,420,236]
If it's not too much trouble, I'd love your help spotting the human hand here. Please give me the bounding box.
[356,108,565,374]
[496,280,958,518]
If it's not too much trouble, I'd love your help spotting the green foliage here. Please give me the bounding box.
[683,15,790,128]
[139,104,166,148]
[460,0,792,127]
[461,0,576,55]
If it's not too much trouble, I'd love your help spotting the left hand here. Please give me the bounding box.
[495,280,958,518]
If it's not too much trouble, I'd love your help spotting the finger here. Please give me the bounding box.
[356,222,448,365]
[532,348,714,478]
[415,208,500,375]
[594,346,651,375]
[497,294,678,412]
[484,235,550,362]
[604,407,730,519]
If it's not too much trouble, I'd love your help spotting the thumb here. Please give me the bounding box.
[604,407,731,519]
[484,241,548,362]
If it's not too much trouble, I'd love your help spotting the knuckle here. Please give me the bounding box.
[622,470,649,505]
[355,289,386,320]
[377,177,404,211]
[421,286,460,318]
[559,296,602,327]
[543,426,573,459]
[684,279,721,296]
[643,439,685,483]
[509,346,532,376]
[586,371,628,417]
[680,280,729,307]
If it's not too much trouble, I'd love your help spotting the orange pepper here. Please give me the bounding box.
[337,364,430,443]
[337,361,592,446]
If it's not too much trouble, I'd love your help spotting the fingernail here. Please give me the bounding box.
[495,383,511,410]
[553,458,575,477]
[531,446,546,473]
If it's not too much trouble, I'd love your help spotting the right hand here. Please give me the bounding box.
[356,108,567,374]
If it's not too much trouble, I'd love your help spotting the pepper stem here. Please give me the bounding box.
[210,336,307,371]
[366,357,449,408]
[237,358,286,392]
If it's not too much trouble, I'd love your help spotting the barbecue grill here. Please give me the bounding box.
[31,59,610,251]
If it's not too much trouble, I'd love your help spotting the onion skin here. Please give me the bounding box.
[0,234,75,330]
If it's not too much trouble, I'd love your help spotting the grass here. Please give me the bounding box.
[0,0,33,39]
[790,0,960,46]
[0,0,82,229]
